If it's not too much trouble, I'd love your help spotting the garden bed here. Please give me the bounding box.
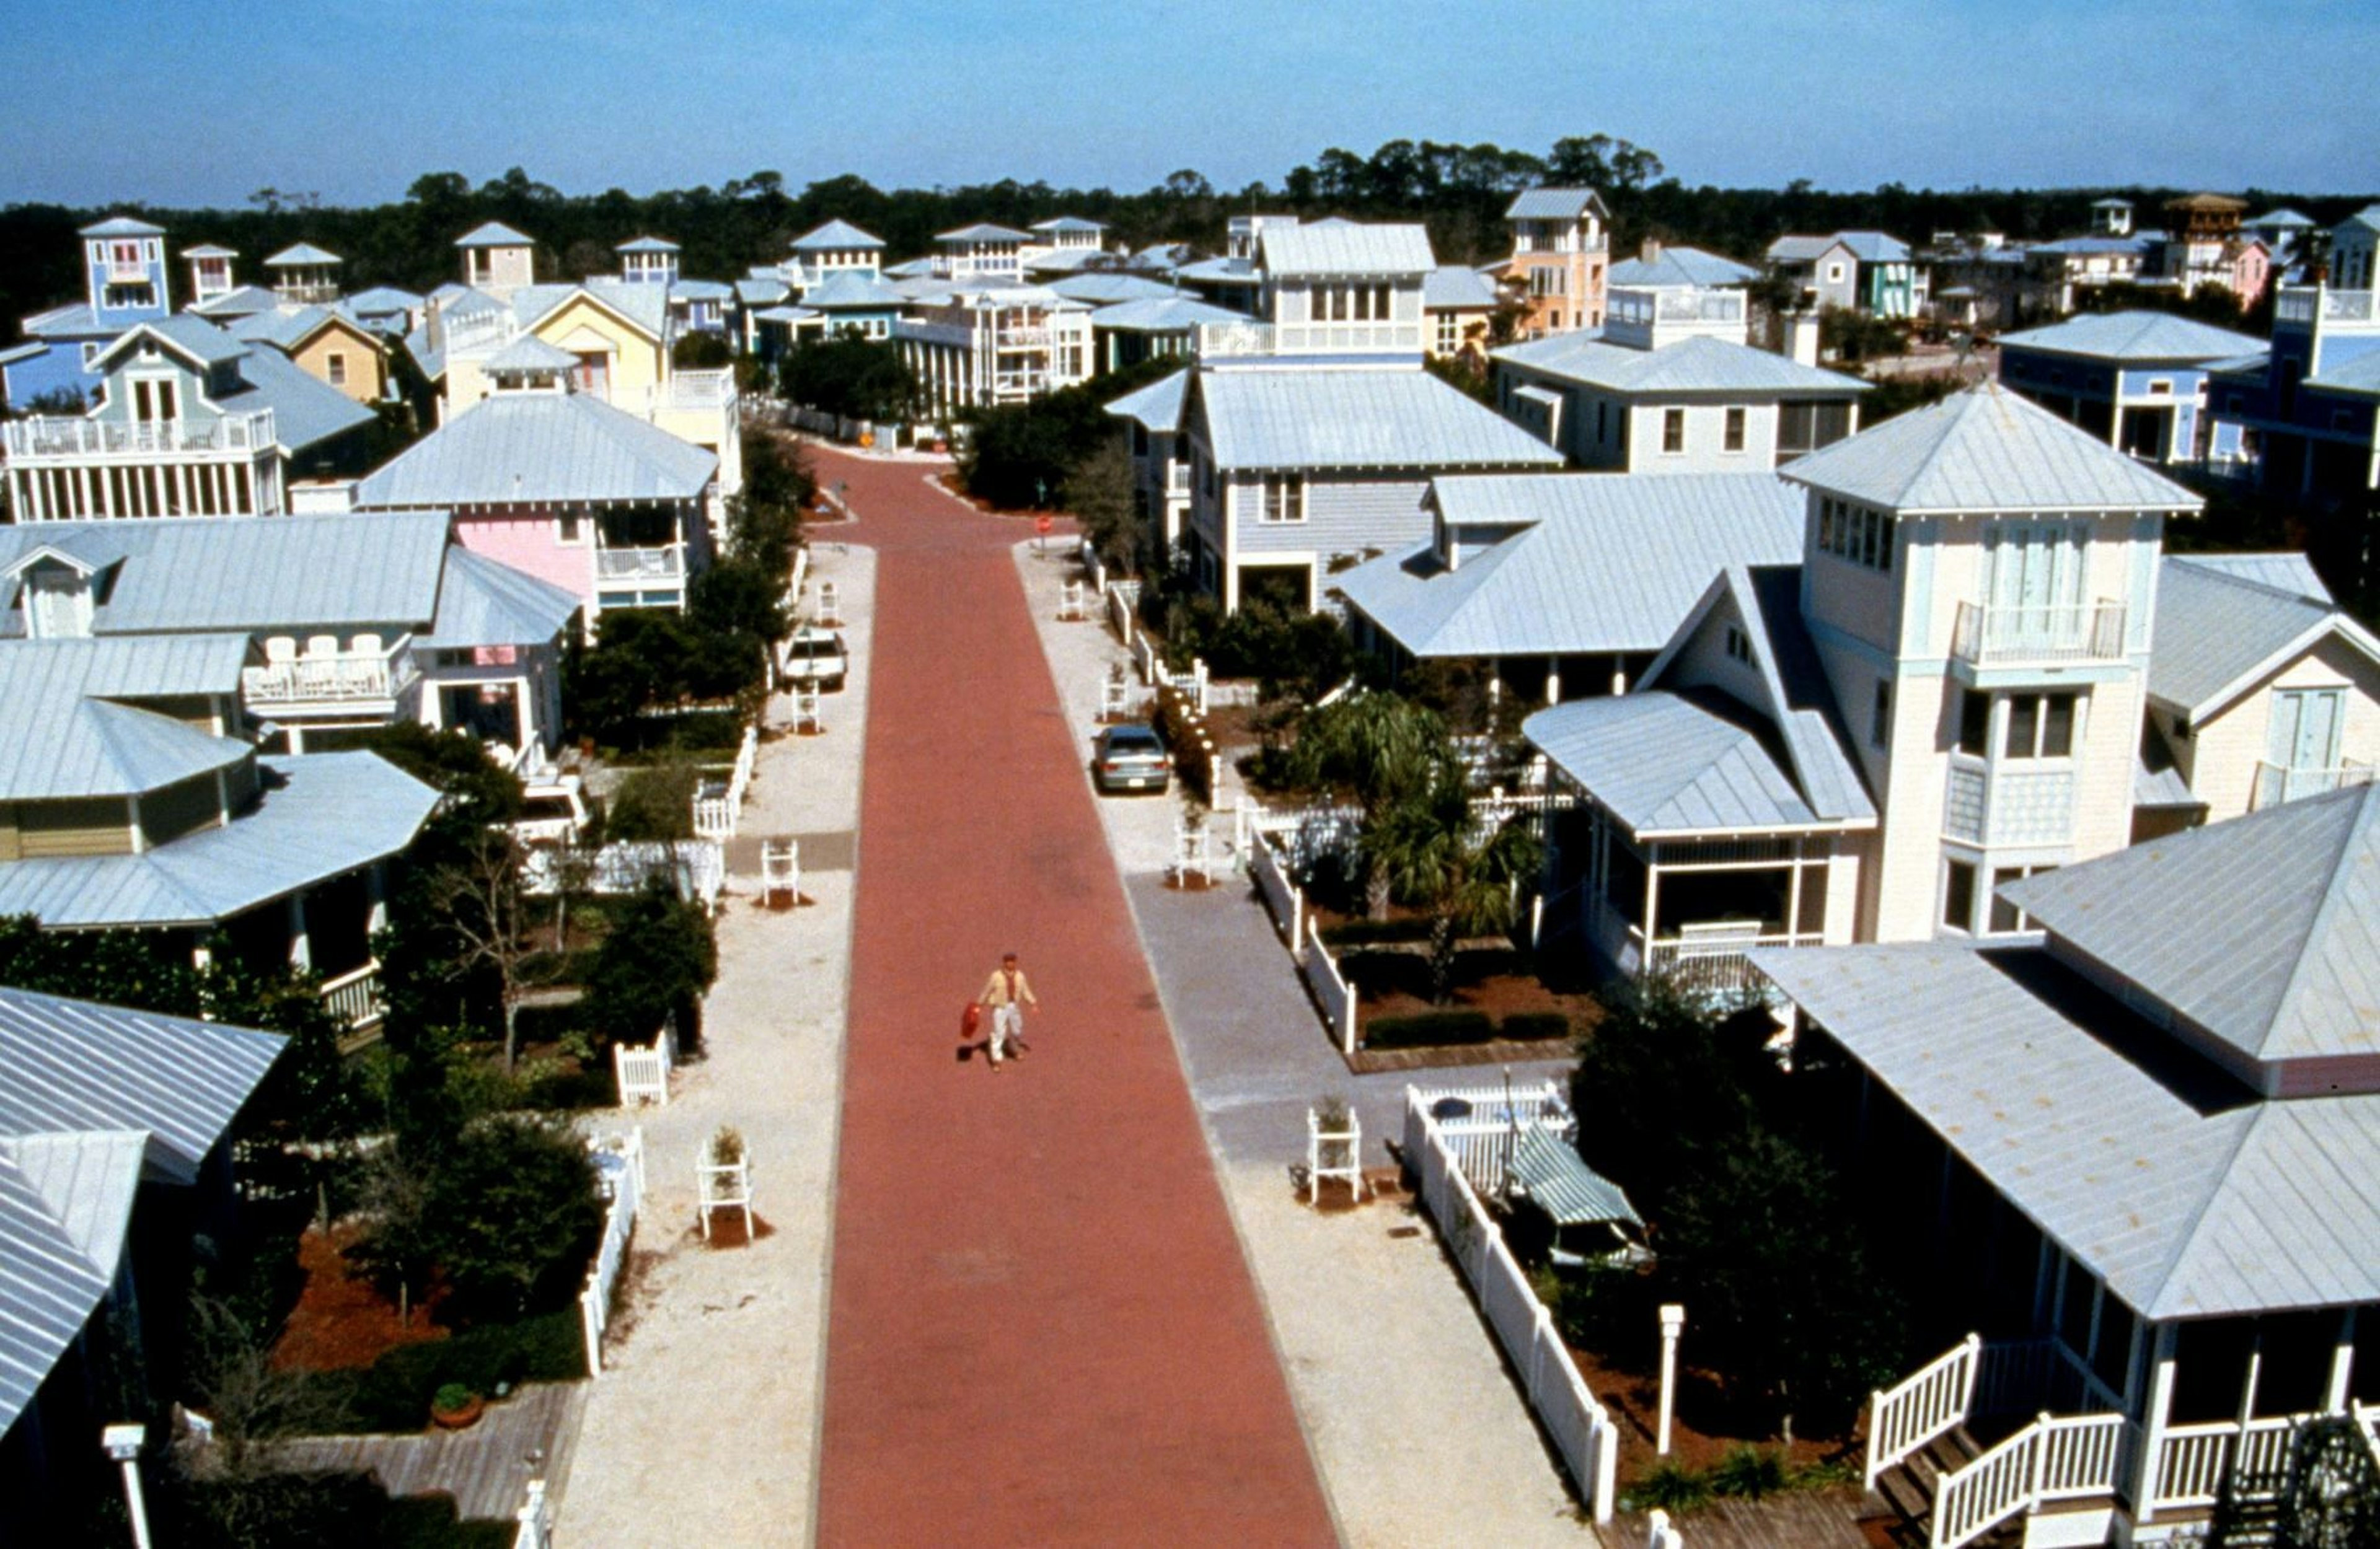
[1343,946,1600,1037]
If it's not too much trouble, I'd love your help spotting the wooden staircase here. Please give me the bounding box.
[1861,1426,2017,1547]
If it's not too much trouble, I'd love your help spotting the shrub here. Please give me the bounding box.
[581,878,718,1055]
[606,761,699,842]
[1499,1011,1571,1042]
[1317,917,1434,947]
[420,1118,604,1325]
[1628,1460,1712,1513]
[514,1060,615,1112]
[432,1382,473,1413]
[1361,1009,1495,1048]
[1711,1446,1791,1499]
[315,1307,590,1431]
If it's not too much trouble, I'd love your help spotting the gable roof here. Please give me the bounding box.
[1101,369,1189,434]
[1998,310,2265,363]
[418,545,581,649]
[1258,222,1434,278]
[615,235,679,254]
[81,217,166,239]
[484,333,583,374]
[1766,234,1849,263]
[2002,783,2380,1070]
[96,313,248,372]
[1783,382,2198,514]
[2148,555,2378,719]
[1755,940,2380,1319]
[1334,472,1804,659]
[1525,690,1828,838]
[1193,368,1564,473]
[790,219,886,252]
[509,279,668,342]
[454,221,534,248]
[1496,332,1867,396]
[0,638,252,800]
[353,390,716,507]
[1505,189,1610,223]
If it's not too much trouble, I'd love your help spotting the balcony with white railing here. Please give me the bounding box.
[320,960,384,1034]
[2251,758,2374,810]
[596,544,687,582]
[1195,320,1278,359]
[4,410,278,464]
[243,636,421,712]
[1631,923,1822,996]
[1949,599,2127,670]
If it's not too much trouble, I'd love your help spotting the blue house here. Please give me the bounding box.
[0,217,174,410]
[1996,310,2263,463]
[2206,282,2380,506]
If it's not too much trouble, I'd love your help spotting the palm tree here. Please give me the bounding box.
[1289,692,1455,918]
[1367,782,1542,1004]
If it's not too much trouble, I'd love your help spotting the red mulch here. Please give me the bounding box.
[697,1211,777,1250]
[1567,1337,1856,1483]
[1344,949,1603,1032]
[270,1224,448,1372]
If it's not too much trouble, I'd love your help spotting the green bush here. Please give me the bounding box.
[1711,1445,1791,1499]
[314,1307,589,1432]
[1628,1460,1712,1513]
[432,1382,472,1413]
[1499,1011,1571,1042]
[423,1118,604,1325]
[1318,917,1434,947]
[1362,1009,1495,1048]
[605,761,699,842]
[515,1061,615,1112]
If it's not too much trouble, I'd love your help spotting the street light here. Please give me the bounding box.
[102,1423,152,1549]
[1657,1304,1686,1456]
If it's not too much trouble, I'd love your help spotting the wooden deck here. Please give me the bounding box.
[267,1379,587,1521]
[1611,1489,1881,1548]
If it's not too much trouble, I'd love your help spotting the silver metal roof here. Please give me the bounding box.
[937,222,1033,244]
[419,545,580,649]
[1334,472,1802,658]
[1102,369,1189,433]
[1033,216,1106,234]
[1258,222,1434,278]
[2171,552,2331,603]
[1606,246,1758,290]
[354,392,716,507]
[0,512,454,636]
[1504,189,1610,223]
[1767,230,1911,264]
[80,216,165,238]
[1782,382,2200,514]
[797,271,908,310]
[0,638,252,800]
[614,235,679,253]
[1509,1126,1642,1228]
[0,752,438,929]
[0,1136,137,1437]
[97,313,248,372]
[1998,310,2264,363]
[1193,368,1564,473]
[1496,333,1867,396]
[485,334,582,373]
[790,219,885,251]
[454,221,534,248]
[2148,556,2375,719]
[1089,296,1245,332]
[263,243,341,268]
[513,279,668,340]
[1421,265,1500,310]
[1524,690,1823,838]
[2002,783,2380,1069]
[1755,941,2380,1320]
[1050,273,1180,305]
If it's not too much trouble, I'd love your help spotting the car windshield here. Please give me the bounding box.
[1106,729,1162,752]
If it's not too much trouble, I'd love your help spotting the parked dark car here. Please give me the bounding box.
[1091,724,1171,794]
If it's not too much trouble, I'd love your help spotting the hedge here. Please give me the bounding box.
[1498,1012,1572,1042]
[1318,918,1434,948]
[299,1308,588,1433]
[1362,1009,1570,1049]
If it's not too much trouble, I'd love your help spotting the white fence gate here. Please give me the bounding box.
[1404,1087,1619,1522]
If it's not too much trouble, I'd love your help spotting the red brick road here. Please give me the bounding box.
[811,445,1338,1547]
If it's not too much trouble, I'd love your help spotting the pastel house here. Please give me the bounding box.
[0,216,174,410]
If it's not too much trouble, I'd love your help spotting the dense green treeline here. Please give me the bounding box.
[4,139,2371,344]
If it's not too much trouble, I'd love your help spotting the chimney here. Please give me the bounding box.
[1785,310,1821,368]
[1642,238,1662,264]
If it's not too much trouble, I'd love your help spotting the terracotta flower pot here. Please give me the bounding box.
[431,1395,485,1430]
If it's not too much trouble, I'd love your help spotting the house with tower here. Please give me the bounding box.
[0,217,175,410]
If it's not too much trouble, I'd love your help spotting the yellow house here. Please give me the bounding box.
[2140,553,2380,834]
[229,307,387,403]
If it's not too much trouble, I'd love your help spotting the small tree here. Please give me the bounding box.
[420,1116,604,1323]
[420,829,545,1073]
[1288,692,1458,918]
[583,877,718,1055]
[1065,438,1140,573]
[1367,786,1541,1003]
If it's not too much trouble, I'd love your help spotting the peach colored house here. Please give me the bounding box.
[1502,188,1610,338]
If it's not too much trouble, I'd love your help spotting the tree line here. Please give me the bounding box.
[6,140,2370,344]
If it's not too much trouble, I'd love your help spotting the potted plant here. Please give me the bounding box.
[430,1382,485,1430]
[710,1125,744,1169]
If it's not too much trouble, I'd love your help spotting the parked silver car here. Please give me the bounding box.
[1092,724,1171,795]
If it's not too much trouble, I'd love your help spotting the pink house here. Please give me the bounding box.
[351,358,716,628]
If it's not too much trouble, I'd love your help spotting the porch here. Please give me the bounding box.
[243,633,423,737]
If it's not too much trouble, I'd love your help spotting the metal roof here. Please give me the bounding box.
[1755,940,2380,1320]
[734,278,790,306]
[1193,368,1564,473]
[1525,690,1825,837]
[1782,382,2199,514]
[419,545,580,649]
[790,219,885,251]
[1051,273,1180,305]
[218,341,379,452]
[0,1133,142,1437]
[1258,222,1434,278]
[668,279,734,302]
[454,221,534,248]
[345,286,423,313]
[1421,265,1500,310]
[0,752,438,929]
[1022,248,1117,276]
[180,244,236,259]
[2001,783,2380,1069]
[615,235,680,253]
[1335,472,1803,659]
[511,279,668,341]
[2148,556,2374,719]
[1496,333,1867,396]
[1998,310,2264,363]
[1033,216,1106,234]
[1089,296,1245,332]
[2311,352,2380,397]
[484,333,582,373]
[1765,234,1843,263]
[797,271,908,310]
[1504,189,1610,223]
[190,285,283,320]
[1101,369,1189,433]
[1607,245,1758,290]
[79,216,165,238]
[97,313,248,372]
[0,638,252,800]
[227,305,339,353]
[1175,255,1259,285]
[2170,552,2331,603]
[354,391,716,507]
[1509,1126,1642,1228]
[937,222,1033,244]
[263,243,341,268]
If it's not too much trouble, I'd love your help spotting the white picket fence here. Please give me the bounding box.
[1404,1087,1619,1522]
[1248,828,1305,950]
[580,1128,646,1376]
[1866,1334,1982,1489]
[612,1017,676,1107]
[1304,916,1359,1055]
[512,1479,552,1549]
[690,724,760,841]
[1416,1080,1575,1197]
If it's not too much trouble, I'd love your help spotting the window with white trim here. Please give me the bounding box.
[1259,473,1305,523]
[326,352,347,387]
[1871,680,1892,747]
[1817,496,1895,571]
[1435,314,1459,354]
[557,513,585,544]
[1942,858,1977,932]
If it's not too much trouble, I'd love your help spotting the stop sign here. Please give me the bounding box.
[1035,515,1053,535]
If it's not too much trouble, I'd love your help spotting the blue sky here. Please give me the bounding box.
[11,0,2373,208]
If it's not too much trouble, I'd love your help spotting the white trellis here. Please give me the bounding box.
[1058,579,1086,620]
[760,836,800,907]
[513,1479,552,1549]
[814,579,842,626]
[793,687,822,735]
[697,1144,754,1240]
[1307,1105,1365,1204]
[1171,820,1215,887]
[1098,675,1132,721]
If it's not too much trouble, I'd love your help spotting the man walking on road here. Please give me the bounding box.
[978,952,1038,1072]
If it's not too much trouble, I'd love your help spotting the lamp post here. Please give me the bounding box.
[1657,1304,1686,1457]
[102,1423,152,1549]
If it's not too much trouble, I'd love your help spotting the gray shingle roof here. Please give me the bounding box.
[1505,189,1610,223]
[2001,783,2380,1070]
[1998,310,2265,363]
[1194,368,1564,472]
[454,221,534,248]
[1496,333,1867,396]
[1525,690,1827,837]
[2148,556,2374,718]
[790,219,885,252]
[0,638,252,800]
[1334,472,1803,659]
[1101,369,1189,434]
[0,752,438,929]
[1608,246,1758,290]
[353,392,716,507]
[1754,940,2380,1319]
[1258,222,1434,278]
[1782,382,2200,514]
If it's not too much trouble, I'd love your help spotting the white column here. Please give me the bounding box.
[2135,1323,2180,1525]
[2327,1308,2356,1415]
[288,893,311,971]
